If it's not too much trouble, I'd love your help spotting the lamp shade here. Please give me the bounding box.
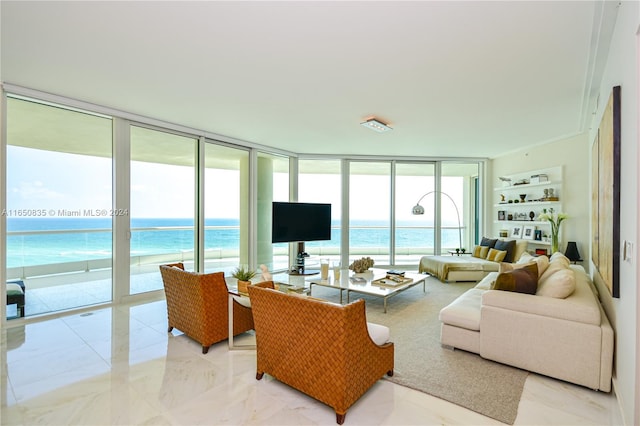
[412,204,425,215]
[564,241,582,262]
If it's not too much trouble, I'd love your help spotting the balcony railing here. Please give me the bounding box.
[7,224,464,281]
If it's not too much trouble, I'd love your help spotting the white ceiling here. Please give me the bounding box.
[1,1,616,159]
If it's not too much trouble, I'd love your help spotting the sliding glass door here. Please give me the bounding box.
[348,162,391,266]
[129,125,197,295]
[395,163,436,263]
[298,159,342,265]
[5,97,113,317]
[203,142,250,274]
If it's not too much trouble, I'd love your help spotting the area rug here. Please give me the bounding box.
[313,276,528,424]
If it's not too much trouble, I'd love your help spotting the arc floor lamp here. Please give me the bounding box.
[411,190,463,251]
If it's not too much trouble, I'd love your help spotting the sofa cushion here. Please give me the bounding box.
[472,245,489,259]
[480,237,498,248]
[512,253,550,277]
[474,272,497,290]
[486,248,507,262]
[494,239,517,263]
[439,288,484,331]
[537,268,576,298]
[367,322,390,345]
[550,252,571,267]
[491,262,538,294]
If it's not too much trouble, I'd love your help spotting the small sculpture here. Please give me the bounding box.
[500,194,506,202]
[519,194,526,202]
[349,257,375,273]
[259,264,272,281]
[529,211,535,221]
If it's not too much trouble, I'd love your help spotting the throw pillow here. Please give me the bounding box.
[491,262,538,294]
[486,248,507,262]
[472,245,489,259]
[499,260,534,274]
[536,268,576,298]
[514,253,549,277]
[494,239,517,263]
[480,237,498,248]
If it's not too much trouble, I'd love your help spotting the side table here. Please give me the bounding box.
[228,292,255,350]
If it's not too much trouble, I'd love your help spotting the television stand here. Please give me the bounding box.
[288,242,320,275]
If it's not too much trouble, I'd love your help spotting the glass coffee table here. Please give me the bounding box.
[308,268,427,313]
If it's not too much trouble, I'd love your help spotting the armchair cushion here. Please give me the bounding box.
[366,322,390,346]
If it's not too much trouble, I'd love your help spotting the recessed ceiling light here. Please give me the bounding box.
[360,118,393,133]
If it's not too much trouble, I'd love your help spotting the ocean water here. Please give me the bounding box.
[7,218,459,268]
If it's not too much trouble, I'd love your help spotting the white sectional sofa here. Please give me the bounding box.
[438,253,614,392]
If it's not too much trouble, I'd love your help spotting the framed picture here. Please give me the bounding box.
[498,210,506,221]
[510,226,523,238]
[592,86,621,298]
[534,229,542,241]
[523,225,535,240]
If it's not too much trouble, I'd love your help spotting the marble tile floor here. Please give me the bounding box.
[1,297,624,426]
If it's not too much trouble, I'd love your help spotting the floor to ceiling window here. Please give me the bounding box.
[203,142,250,274]
[256,153,289,272]
[349,161,391,266]
[440,162,480,253]
[129,125,197,295]
[298,159,342,265]
[5,96,113,318]
[395,162,436,263]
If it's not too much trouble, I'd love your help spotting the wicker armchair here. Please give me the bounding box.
[159,263,254,353]
[248,285,394,424]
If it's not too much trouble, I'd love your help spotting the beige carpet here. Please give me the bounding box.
[312,276,528,425]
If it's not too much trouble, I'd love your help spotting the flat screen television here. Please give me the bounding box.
[271,202,331,243]
[272,202,331,275]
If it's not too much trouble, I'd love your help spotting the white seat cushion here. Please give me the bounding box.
[232,295,251,308]
[6,283,24,295]
[367,322,390,345]
[439,288,484,331]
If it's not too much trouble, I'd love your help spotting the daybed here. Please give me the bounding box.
[438,253,614,391]
[419,238,528,282]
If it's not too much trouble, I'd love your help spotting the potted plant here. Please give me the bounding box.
[232,265,256,294]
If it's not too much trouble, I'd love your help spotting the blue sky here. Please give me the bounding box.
[7,146,463,225]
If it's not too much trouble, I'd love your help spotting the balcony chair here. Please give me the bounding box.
[6,280,25,318]
[159,263,254,354]
[248,285,394,424]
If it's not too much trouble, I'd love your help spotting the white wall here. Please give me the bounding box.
[492,5,639,423]
[489,132,590,257]
[588,2,639,424]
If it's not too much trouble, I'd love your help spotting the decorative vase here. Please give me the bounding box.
[551,233,559,254]
[237,280,251,294]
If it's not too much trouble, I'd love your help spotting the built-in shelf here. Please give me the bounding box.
[494,201,561,208]
[493,166,563,252]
